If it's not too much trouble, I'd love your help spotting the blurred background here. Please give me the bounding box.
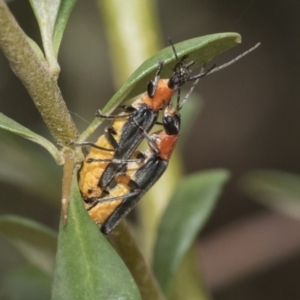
[1,0,300,299]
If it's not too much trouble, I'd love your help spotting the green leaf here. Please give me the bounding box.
[29,0,77,60]
[29,0,60,34]
[152,169,230,296]
[0,215,57,275]
[29,0,60,70]
[239,170,300,218]
[0,264,52,300]
[79,33,241,141]
[51,173,141,300]
[53,0,77,56]
[170,246,210,300]
[26,35,46,61]
[110,33,241,107]
[0,113,61,164]
[0,133,61,208]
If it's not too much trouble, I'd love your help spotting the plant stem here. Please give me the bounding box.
[108,221,165,300]
[98,0,162,85]
[61,148,76,223]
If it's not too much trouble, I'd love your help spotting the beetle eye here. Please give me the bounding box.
[147,81,156,97]
[163,114,180,135]
[168,75,180,90]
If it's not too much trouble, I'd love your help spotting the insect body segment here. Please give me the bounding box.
[77,115,128,200]
[86,154,141,226]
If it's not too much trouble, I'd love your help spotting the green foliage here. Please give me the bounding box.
[153,170,230,296]
[0,131,61,208]
[0,215,57,275]
[109,33,240,106]
[239,170,300,219]
[0,113,60,164]
[29,0,77,69]
[51,174,141,300]
[0,264,52,300]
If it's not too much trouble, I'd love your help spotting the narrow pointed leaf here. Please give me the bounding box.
[26,35,46,61]
[239,170,300,219]
[0,131,61,207]
[152,169,230,295]
[0,215,57,275]
[79,33,241,141]
[51,173,141,300]
[29,0,60,69]
[0,113,61,163]
[170,246,210,300]
[109,33,241,107]
[29,0,60,34]
[53,0,77,56]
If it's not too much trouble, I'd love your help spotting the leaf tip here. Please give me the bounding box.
[235,35,242,44]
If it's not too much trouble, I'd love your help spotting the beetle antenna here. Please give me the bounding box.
[207,42,261,76]
[187,42,260,82]
[168,37,179,62]
[178,64,217,110]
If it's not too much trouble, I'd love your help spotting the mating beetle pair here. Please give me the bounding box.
[74,41,260,234]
